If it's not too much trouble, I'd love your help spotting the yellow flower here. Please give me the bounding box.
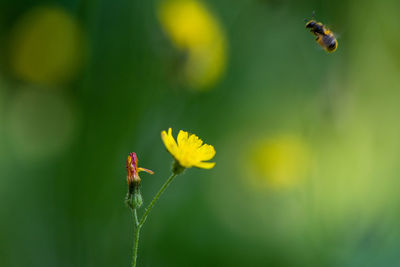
[161,128,215,171]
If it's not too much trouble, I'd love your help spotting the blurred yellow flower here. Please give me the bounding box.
[249,136,311,189]
[161,128,215,170]
[158,0,227,90]
[10,6,84,85]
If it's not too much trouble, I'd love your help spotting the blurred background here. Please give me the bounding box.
[1,0,400,266]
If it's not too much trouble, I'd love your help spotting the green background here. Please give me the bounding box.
[1,0,400,266]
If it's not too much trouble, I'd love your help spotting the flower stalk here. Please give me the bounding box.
[127,128,215,266]
[131,172,178,267]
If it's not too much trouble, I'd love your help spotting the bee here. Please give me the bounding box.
[305,12,338,53]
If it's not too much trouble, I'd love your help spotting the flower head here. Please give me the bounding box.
[161,128,215,172]
[126,152,154,209]
[126,152,154,186]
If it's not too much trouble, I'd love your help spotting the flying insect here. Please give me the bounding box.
[305,12,338,53]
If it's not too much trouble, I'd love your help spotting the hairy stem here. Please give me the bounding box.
[131,173,178,267]
[134,209,139,227]
[132,223,141,267]
[139,173,177,227]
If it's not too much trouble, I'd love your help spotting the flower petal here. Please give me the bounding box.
[177,130,189,147]
[197,144,216,161]
[138,167,154,175]
[161,128,178,156]
[188,133,203,148]
[193,161,215,169]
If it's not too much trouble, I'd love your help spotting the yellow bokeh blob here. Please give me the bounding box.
[10,7,84,85]
[158,0,227,90]
[248,136,311,190]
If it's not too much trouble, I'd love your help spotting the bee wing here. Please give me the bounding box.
[334,31,341,39]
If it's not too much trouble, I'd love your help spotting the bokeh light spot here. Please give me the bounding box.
[6,89,78,160]
[158,0,227,90]
[10,7,84,85]
[247,135,311,190]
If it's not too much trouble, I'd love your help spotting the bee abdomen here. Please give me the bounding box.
[321,35,337,52]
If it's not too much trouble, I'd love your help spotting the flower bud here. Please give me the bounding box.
[125,186,143,209]
[125,152,154,210]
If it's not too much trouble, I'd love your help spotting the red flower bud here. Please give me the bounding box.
[126,152,154,186]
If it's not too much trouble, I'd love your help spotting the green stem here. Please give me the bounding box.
[139,173,177,227]
[132,222,141,267]
[131,173,178,267]
[134,209,139,227]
